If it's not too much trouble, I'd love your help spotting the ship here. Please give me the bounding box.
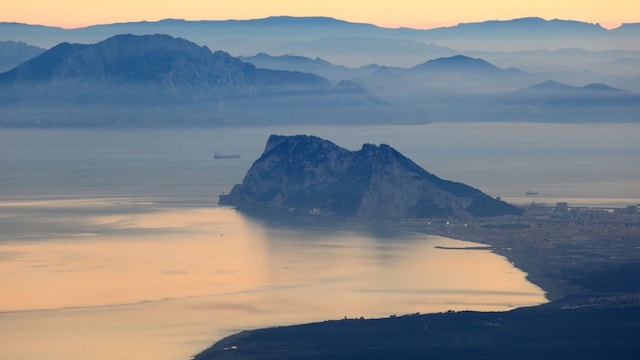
[213,153,241,159]
[526,191,539,196]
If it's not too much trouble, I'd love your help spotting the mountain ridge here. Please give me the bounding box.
[0,34,423,126]
[521,80,634,93]
[411,55,507,73]
[0,40,45,72]
[1,16,638,52]
[2,16,633,37]
[0,34,327,96]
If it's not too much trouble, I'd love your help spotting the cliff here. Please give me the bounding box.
[219,135,522,219]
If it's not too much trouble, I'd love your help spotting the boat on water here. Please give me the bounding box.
[526,191,539,195]
[213,153,241,159]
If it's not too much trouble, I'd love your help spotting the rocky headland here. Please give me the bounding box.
[207,134,640,360]
[219,134,521,219]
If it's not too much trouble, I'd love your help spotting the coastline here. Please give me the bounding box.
[193,207,640,359]
[437,244,578,302]
[434,243,570,300]
[490,247,580,302]
[194,299,640,360]
[235,205,640,303]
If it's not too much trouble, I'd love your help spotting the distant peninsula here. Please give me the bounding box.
[209,139,640,359]
[219,134,521,219]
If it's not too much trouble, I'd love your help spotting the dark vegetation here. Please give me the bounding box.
[195,298,640,360]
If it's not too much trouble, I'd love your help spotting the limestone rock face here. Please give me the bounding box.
[219,135,522,219]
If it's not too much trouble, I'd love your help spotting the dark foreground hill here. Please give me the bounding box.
[195,301,640,360]
[0,34,421,126]
[219,134,521,219]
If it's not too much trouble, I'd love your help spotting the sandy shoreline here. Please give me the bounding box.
[490,248,580,302]
[242,207,638,304]
[408,208,640,303]
[433,243,571,301]
[436,245,576,302]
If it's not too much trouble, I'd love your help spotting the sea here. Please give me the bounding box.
[1,122,638,360]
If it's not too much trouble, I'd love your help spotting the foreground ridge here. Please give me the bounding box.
[194,300,640,360]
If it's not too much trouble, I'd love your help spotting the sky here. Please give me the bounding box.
[3,0,638,30]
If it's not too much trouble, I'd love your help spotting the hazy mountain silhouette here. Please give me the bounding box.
[355,55,531,116]
[0,41,45,72]
[2,16,639,92]
[268,36,456,67]
[1,16,638,60]
[428,17,606,37]
[351,56,640,122]
[0,34,326,93]
[411,55,507,73]
[407,55,527,92]
[243,54,530,96]
[526,80,580,91]
[0,34,424,126]
[517,80,634,98]
[239,53,381,82]
[493,80,640,122]
[4,37,632,126]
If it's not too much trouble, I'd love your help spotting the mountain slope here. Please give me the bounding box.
[0,41,45,72]
[239,53,381,82]
[0,34,423,126]
[219,135,522,219]
[2,16,637,51]
[492,80,640,122]
[0,34,327,97]
[514,80,636,101]
[412,55,506,73]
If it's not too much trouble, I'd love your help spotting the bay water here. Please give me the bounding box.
[1,123,638,359]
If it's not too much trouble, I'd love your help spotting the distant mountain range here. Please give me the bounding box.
[2,16,640,79]
[495,80,640,121]
[347,55,639,122]
[0,41,45,72]
[241,52,640,95]
[1,16,639,126]
[2,16,639,49]
[0,34,421,126]
[1,35,638,126]
[239,53,382,83]
[1,16,639,67]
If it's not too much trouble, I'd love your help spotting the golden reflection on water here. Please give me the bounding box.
[0,203,546,360]
[0,208,269,311]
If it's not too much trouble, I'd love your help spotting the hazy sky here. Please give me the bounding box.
[3,0,638,29]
